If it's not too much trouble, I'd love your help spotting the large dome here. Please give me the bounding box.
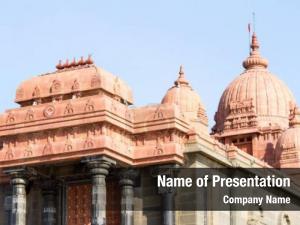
[213,33,296,133]
[162,66,208,129]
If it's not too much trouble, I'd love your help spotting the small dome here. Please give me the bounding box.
[162,65,208,127]
[275,108,300,167]
[213,33,296,133]
[15,57,133,106]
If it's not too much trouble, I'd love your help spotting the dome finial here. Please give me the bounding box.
[175,65,189,86]
[251,32,260,52]
[242,32,269,69]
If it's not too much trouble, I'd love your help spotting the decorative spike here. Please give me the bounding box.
[78,56,85,66]
[63,59,70,68]
[69,58,76,67]
[174,65,189,86]
[56,60,63,70]
[86,54,94,64]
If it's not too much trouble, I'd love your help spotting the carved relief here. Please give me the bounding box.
[24,134,34,157]
[43,105,56,118]
[64,128,75,152]
[5,139,15,160]
[84,127,94,149]
[91,75,101,88]
[32,86,41,98]
[5,147,14,160]
[50,79,61,94]
[154,141,164,155]
[43,132,54,155]
[25,109,34,121]
[85,99,95,112]
[6,113,15,124]
[24,144,33,157]
[64,103,74,115]
[153,107,164,120]
[71,79,80,91]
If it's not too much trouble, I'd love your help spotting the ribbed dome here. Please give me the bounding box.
[275,108,300,167]
[162,65,208,126]
[214,34,296,133]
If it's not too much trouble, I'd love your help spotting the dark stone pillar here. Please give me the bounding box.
[154,165,179,225]
[159,187,176,225]
[119,169,138,225]
[4,168,28,225]
[84,156,116,225]
[41,180,57,225]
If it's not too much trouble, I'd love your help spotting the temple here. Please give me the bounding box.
[0,33,300,225]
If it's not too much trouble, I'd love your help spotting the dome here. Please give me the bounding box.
[213,33,296,133]
[15,56,134,106]
[275,108,300,167]
[162,65,208,127]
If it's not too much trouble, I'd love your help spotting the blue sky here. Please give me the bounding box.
[0,1,299,128]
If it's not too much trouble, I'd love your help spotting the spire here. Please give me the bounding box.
[174,65,189,86]
[243,32,269,69]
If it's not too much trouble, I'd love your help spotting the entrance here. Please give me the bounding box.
[66,180,121,225]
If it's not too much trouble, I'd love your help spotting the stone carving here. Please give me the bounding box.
[153,107,164,120]
[72,79,80,91]
[43,105,56,118]
[154,142,164,155]
[91,75,101,88]
[4,139,15,160]
[50,79,61,93]
[6,113,15,124]
[84,137,94,149]
[25,109,34,121]
[64,103,74,115]
[43,133,54,155]
[5,147,14,160]
[24,134,34,157]
[85,99,95,112]
[32,86,41,98]
[24,144,33,157]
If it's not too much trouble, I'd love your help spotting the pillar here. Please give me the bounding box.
[155,165,179,225]
[159,187,176,225]
[119,169,138,225]
[4,168,28,225]
[41,180,57,225]
[84,156,116,225]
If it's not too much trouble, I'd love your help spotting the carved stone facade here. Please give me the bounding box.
[0,35,300,225]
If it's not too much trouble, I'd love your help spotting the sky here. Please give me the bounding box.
[0,0,300,128]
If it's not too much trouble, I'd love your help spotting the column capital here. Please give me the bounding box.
[83,156,116,175]
[3,167,30,186]
[119,169,139,187]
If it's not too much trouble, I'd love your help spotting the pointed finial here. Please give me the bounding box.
[242,32,268,69]
[174,65,189,86]
[251,32,260,52]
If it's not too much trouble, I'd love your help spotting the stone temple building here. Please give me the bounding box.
[0,33,300,225]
